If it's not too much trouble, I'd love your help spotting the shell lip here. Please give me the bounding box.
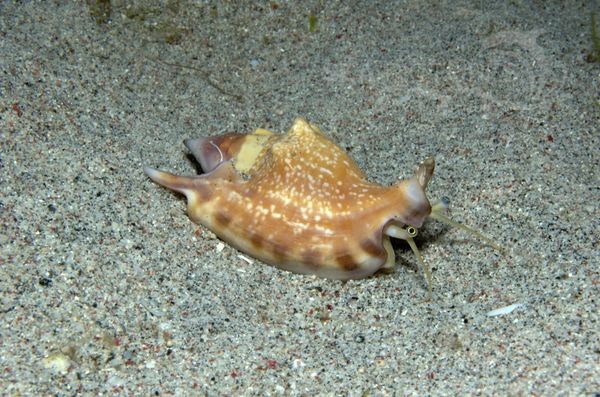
[395,179,432,228]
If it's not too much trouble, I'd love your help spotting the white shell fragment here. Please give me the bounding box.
[43,353,71,374]
[237,254,254,264]
[486,303,525,317]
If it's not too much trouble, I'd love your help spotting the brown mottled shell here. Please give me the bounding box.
[184,128,275,174]
[145,118,433,280]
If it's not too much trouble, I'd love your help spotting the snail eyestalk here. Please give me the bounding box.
[429,199,505,253]
[385,225,432,300]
